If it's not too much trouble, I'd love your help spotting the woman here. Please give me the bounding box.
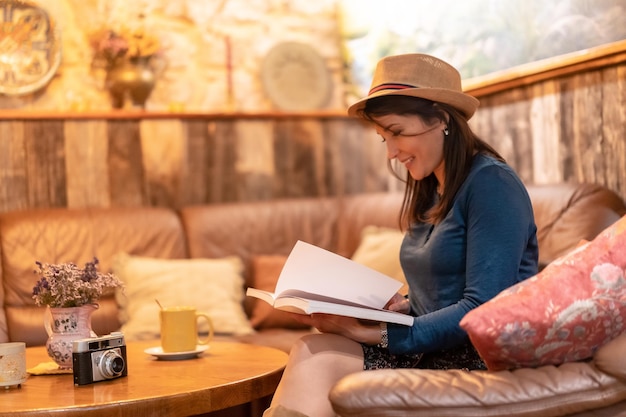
[264,54,538,417]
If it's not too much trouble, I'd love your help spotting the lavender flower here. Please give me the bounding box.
[32,258,123,308]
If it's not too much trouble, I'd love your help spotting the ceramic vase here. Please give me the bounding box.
[44,304,97,368]
[105,57,156,109]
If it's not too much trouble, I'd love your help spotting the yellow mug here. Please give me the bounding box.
[159,306,214,353]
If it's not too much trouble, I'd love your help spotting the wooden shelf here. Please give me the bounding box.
[463,39,626,97]
[0,109,350,121]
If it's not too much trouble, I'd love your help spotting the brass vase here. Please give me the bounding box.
[105,57,156,109]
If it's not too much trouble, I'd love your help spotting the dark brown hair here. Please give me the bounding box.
[358,95,504,229]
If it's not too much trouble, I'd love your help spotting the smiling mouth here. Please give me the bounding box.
[400,157,415,167]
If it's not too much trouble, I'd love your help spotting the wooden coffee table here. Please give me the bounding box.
[0,340,287,417]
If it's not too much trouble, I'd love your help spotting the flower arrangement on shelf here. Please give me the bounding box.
[32,258,123,308]
[89,26,161,69]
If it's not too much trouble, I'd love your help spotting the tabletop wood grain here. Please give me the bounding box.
[0,340,287,417]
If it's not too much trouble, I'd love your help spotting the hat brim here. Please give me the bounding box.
[347,87,479,120]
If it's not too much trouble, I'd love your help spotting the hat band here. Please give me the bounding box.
[368,83,416,95]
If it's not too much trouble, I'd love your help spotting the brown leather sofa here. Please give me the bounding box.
[0,188,404,350]
[1,183,625,416]
[329,185,626,417]
[330,331,626,416]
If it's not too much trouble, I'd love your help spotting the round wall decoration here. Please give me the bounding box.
[0,0,62,96]
[261,41,332,111]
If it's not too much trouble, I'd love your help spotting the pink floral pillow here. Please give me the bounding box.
[460,215,626,371]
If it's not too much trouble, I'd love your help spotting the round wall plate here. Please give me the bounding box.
[0,0,62,96]
[261,41,332,111]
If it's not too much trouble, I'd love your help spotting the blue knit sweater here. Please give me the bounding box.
[388,154,538,355]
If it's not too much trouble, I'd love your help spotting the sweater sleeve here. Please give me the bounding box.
[388,163,538,355]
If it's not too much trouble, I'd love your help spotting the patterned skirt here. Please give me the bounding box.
[362,339,487,371]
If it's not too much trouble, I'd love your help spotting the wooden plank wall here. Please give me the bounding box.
[0,115,397,213]
[469,55,626,201]
[0,50,625,214]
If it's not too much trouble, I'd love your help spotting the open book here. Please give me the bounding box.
[246,240,414,326]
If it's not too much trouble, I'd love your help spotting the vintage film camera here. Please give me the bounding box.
[72,332,128,386]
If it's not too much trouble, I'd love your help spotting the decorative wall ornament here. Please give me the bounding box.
[0,0,61,96]
[260,41,332,111]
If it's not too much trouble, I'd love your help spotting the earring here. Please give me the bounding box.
[443,128,449,136]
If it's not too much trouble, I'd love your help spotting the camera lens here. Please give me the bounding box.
[99,350,125,378]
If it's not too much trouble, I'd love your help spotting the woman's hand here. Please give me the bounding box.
[286,312,382,344]
[385,292,411,314]
[282,293,410,344]
[286,312,355,333]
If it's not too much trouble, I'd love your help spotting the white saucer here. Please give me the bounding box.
[144,345,209,361]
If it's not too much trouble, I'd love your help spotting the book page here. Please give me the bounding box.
[275,240,403,309]
[245,288,277,305]
[274,295,414,326]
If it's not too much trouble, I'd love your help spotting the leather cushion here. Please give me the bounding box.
[248,255,311,330]
[330,362,626,417]
[0,207,188,346]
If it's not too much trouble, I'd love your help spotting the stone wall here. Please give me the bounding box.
[1,0,346,113]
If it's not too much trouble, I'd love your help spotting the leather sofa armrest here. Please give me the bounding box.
[329,361,626,417]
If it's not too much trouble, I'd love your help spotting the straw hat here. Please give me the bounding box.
[347,54,479,119]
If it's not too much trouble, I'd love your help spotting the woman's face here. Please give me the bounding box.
[373,113,446,184]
